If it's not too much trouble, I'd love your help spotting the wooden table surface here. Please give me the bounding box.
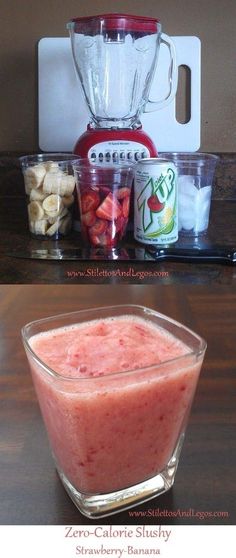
[1,284,235,525]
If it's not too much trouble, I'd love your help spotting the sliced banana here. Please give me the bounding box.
[28,200,45,221]
[44,161,60,172]
[29,219,48,235]
[43,171,75,197]
[24,164,46,191]
[47,207,68,225]
[59,214,72,235]
[62,194,74,208]
[46,221,60,237]
[29,221,36,234]
[47,215,58,225]
[43,170,64,195]
[29,186,47,202]
[42,194,63,217]
[60,174,76,196]
[24,181,33,196]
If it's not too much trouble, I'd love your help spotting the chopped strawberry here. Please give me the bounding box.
[89,223,116,248]
[89,232,101,247]
[89,232,109,248]
[99,186,111,196]
[81,190,100,213]
[147,195,164,213]
[96,192,122,221]
[115,187,130,200]
[89,218,108,235]
[104,225,116,247]
[122,196,130,218]
[114,215,126,234]
[81,210,96,227]
[106,223,116,240]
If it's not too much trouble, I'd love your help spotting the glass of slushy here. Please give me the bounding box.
[22,305,206,518]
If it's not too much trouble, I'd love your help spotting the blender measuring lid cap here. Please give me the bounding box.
[68,13,160,33]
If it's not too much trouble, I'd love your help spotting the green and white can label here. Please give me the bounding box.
[134,158,178,245]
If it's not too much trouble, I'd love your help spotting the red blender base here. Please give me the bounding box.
[73,125,158,162]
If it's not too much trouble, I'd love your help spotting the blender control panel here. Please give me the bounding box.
[88,141,150,163]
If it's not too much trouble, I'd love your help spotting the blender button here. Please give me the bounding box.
[99,153,103,162]
[91,152,96,161]
[105,152,111,162]
[127,152,133,160]
[141,151,148,158]
[113,152,118,161]
[135,152,141,161]
[120,152,125,160]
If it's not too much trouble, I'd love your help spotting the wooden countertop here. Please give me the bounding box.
[1,284,235,525]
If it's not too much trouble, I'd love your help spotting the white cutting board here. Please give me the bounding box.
[38,36,201,152]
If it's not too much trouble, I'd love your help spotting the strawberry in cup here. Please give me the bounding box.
[73,161,134,248]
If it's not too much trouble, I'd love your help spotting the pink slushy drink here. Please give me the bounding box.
[25,309,205,498]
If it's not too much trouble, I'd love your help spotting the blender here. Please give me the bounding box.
[67,13,178,162]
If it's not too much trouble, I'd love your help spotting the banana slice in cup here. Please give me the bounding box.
[59,213,72,235]
[24,164,46,192]
[43,171,76,196]
[62,194,74,208]
[29,187,47,202]
[44,161,60,172]
[46,210,71,237]
[46,221,60,237]
[29,219,48,235]
[43,170,64,195]
[47,207,68,225]
[42,194,63,218]
[60,175,76,196]
[28,201,45,221]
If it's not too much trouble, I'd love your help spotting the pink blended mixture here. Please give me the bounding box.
[29,315,201,494]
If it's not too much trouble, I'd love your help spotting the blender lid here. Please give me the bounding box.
[68,13,160,33]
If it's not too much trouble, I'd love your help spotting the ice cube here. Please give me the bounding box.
[178,218,182,231]
[180,216,195,231]
[178,175,198,197]
[194,186,212,232]
[178,182,212,234]
[198,185,212,201]
[178,192,195,212]
[178,188,196,231]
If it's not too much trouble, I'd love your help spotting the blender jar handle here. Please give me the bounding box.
[144,33,178,112]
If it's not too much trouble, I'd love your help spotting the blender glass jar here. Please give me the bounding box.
[67,14,177,129]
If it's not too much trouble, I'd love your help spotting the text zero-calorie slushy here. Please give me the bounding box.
[28,314,202,494]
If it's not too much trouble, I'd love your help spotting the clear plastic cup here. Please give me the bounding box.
[73,160,134,248]
[19,153,80,239]
[160,153,219,236]
[22,304,206,518]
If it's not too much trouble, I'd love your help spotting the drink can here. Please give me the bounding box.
[134,158,178,245]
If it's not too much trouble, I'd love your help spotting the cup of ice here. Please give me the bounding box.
[160,153,219,236]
